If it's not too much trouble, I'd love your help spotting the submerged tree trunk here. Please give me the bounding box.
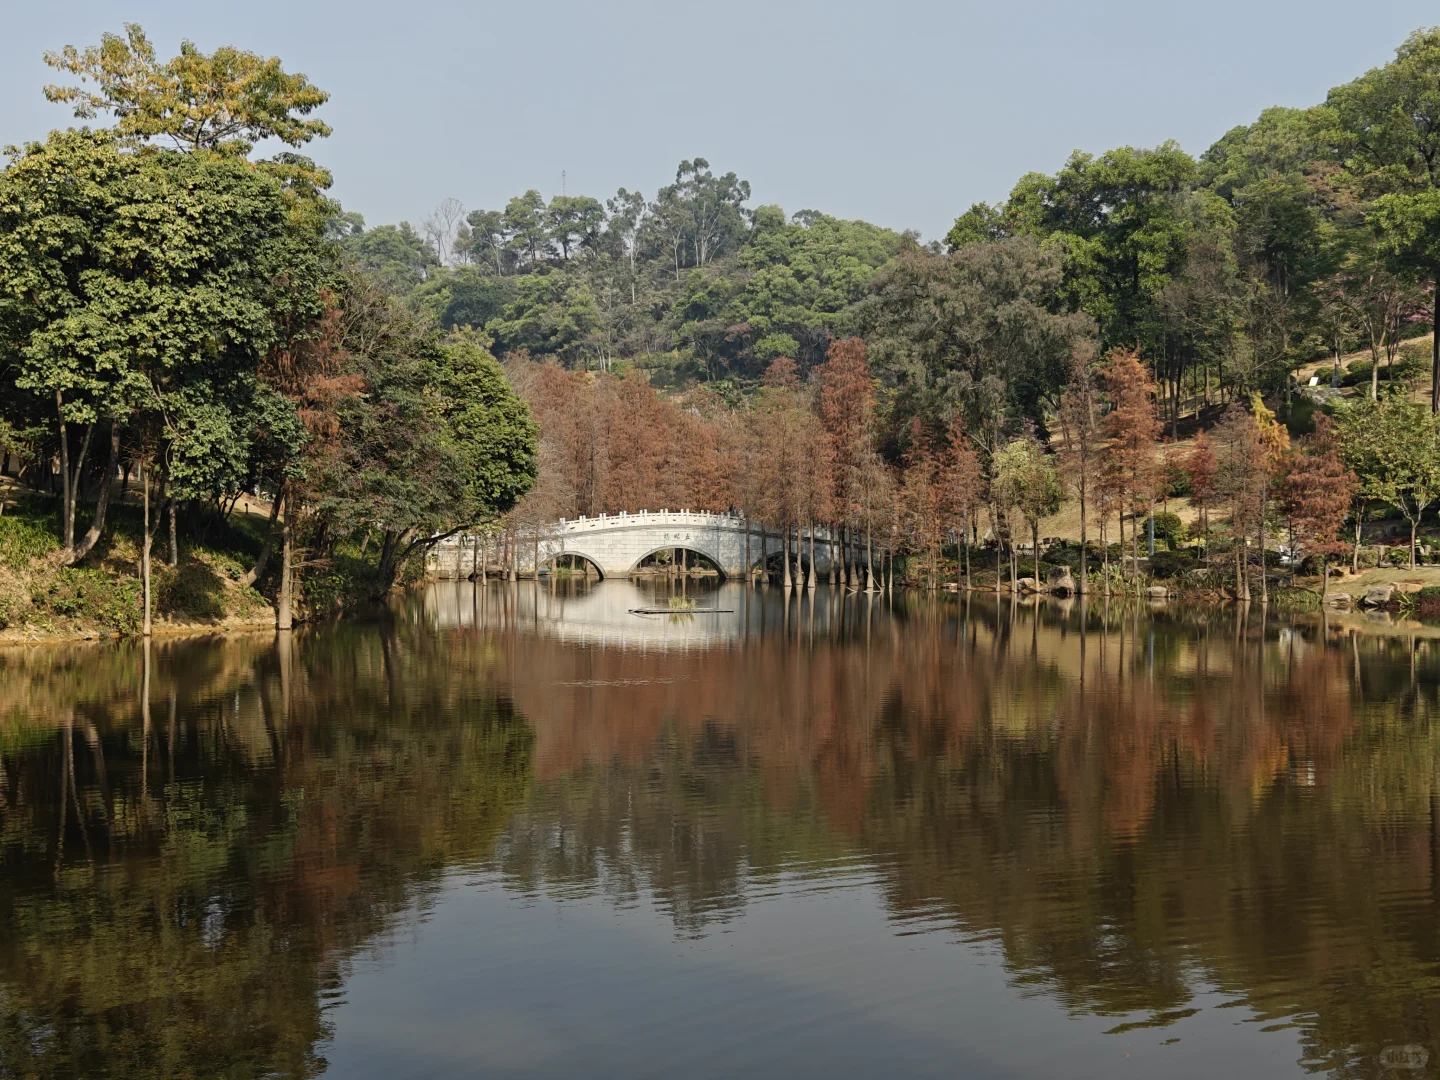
[865,524,875,591]
[277,491,293,630]
[141,462,152,637]
[1236,540,1249,602]
[994,507,1004,596]
[1257,497,1268,606]
[744,517,751,582]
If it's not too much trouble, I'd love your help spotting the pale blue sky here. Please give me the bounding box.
[3,1,1435,240]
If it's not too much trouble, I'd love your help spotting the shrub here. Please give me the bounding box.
[1144,512,1188,550]
[30,568,140,633]
[1388,547,1411,567]
[1355,547,1380,569]
[0,515,59,570]
[1147,550,1196,580]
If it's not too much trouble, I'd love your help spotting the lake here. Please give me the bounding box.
[2,580,1438,1079]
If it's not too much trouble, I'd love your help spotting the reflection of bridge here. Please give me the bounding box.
[427,511,864,581]
[422,580,899,650]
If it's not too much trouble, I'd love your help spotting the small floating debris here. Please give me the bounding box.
[627,608,734,616]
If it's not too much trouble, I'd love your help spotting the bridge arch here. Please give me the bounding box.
[556,549,607,581]
[629,544,729,582]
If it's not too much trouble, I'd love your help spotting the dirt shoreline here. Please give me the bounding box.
[0,615,279,647]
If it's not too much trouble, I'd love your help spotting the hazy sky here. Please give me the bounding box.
[3,1,1436,240]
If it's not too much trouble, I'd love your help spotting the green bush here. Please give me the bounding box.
[29,568,140,633]
[1355,547,1380,569]
[0,514,59,570]
[1388,547,1411,567]
[1144,512,1188,550]
[1147,550,1196,580]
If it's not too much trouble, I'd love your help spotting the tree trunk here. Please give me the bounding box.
[1100,512,1111,596]
[1321,554,1329,600]
[865,524,875,591]
[807,523,816,589]
[244,484,285,587]
[783,526,793,589]
[745,517,751,582]
[759,522,767,584]
[141,462,152,638]
[964,515,972,591]
[56,391,71,550]
[1236,541,1249,602]
[1078,480,1088,596]
[1412,518,1419,570]
[994,507,1004,595]
[957,518,965,594]
[1258,495,1268,606]
[168,502,178,568]
[1431,271,1439,414]
[1353,511,1362,574]
[65,420,118,565]
[1031,520,1040,583]
[277,490,293,630]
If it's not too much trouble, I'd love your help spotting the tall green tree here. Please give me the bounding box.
[1335,394,1440,568]
[1326,28,1440,410]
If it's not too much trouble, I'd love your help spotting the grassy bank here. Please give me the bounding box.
[0,491,274,641]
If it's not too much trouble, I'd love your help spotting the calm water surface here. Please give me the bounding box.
[3,580,1440,1078]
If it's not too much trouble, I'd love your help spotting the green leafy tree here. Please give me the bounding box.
[993,435,1064,581]
[315,308,536,593]
[1004,143,1198,360]
[1325,29,1440,409]
[547,195,605,261]
[43,22,330,184]
[1335,394,1440,568]
[340,221,439,293]
[504,190,552,267]
[865,238,1092,457]
[0,131,322,574]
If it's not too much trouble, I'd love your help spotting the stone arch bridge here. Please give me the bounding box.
[427,510,865,581]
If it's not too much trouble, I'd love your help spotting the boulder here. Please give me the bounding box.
[1146,585,1169,600]
[1362,584,1395,606]
[1016,577,1040,593]
[1324,592,1352,607]
[1046,566,1077,596]
[1394,580,1425,595]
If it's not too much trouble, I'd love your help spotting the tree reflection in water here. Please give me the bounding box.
[2,582,1439,1077]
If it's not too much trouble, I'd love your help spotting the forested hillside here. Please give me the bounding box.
[6,24,1440,634]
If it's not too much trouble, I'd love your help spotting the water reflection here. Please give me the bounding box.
[2,583,1440,1078]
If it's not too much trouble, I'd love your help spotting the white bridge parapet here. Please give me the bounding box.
[427,510,860,581]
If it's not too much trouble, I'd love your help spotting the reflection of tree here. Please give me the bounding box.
[5,600,1440,1077]
[482,595,1440,1072]
[0,625,533,1079]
